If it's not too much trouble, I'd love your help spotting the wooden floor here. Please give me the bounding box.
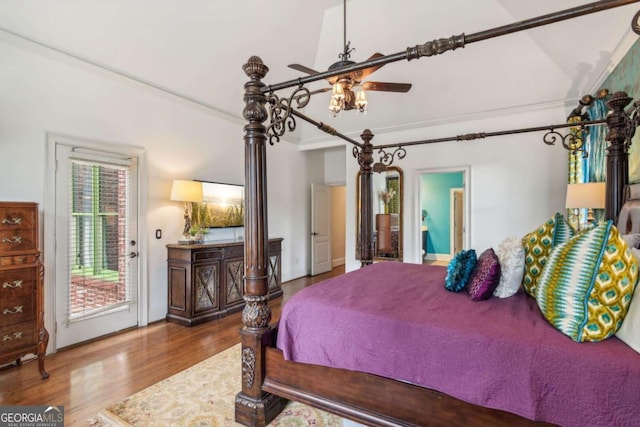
[0,265,345,426]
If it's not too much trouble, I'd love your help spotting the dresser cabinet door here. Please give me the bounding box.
[268,253,280,291]
[225,259,244,306]
[193,262,219,313]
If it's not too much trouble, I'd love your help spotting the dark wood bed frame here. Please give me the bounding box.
[235,1,640,426]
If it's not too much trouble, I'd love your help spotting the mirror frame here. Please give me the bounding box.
[356,166,404,262]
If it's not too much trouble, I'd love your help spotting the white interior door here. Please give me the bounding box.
[54,143,139,349]
[311,183,331,275]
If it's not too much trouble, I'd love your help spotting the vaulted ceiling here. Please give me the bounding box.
[1,0,638,148]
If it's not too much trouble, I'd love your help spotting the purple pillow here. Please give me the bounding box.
[467,248,501,301]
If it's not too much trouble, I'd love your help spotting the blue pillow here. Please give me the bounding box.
[445,249,477,292]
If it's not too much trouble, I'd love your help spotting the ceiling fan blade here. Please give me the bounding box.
[309,87,332,96]
[356,53,386,80]
[288,63,321,75]
[293,87,331,104]
[361,81,412,93]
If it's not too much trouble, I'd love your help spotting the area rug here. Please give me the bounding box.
[87,344,351,427]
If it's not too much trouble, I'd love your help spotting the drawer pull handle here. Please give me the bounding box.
[2,280,23,289]
[1,217,22,225]
[2,332,23,341]
[1,236,22,244]
[3,305,23,315]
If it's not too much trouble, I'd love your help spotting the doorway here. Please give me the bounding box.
[310,183,346,275]
[419,168,469,262]
[46,135,146,350]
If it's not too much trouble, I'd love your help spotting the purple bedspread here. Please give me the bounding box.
[277,262,640,427]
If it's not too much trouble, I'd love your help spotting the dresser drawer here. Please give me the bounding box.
[0,294,35,326]
[193,249,223,262]
[221,244,244,259]
[0,230,37,253]
[0,321,36,353]
[0,254,37,267]
[0,268,35,297]
[0,206,36,232]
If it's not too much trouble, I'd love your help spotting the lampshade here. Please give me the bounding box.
[170,180,203,203]
[565,182,606,209]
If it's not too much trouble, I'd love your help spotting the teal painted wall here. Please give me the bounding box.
[421,172,463,256]
[601,38,640,183]
[601,38,640,100]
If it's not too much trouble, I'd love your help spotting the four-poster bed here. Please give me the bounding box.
[235,1,640,426]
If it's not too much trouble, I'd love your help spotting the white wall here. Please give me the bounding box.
[0,37,316,340]
[268,144,324,280]
[345,106,569,271]
[324,146,347,185]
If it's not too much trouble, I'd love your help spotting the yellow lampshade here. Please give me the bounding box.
[170,180,203,203]
[565,182,606,209]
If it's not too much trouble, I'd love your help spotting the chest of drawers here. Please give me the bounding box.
[0,202,49,378]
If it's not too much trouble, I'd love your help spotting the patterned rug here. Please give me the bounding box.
[87,344,349,426]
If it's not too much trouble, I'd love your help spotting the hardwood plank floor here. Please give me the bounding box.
[0,265,344,426]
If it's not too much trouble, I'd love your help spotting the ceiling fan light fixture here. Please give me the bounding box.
[330,82,347,116]
[283,0,405,117]
[355,89,367,114]
[332,82,345,100]
[329,94,342,116]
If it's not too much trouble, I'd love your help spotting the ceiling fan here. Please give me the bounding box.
[288,0,412,116]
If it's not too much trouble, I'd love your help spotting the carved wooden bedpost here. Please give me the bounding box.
[605,91,632,222]
[235,56,287,427]
[357,129,375,266]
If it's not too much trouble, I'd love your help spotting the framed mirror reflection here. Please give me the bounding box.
[356,166,403,261]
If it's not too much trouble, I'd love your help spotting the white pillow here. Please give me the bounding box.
[616,247,640,354]
[622,233,640,249]
[493,236,524,298]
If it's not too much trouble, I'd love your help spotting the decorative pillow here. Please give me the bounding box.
[444,249,477,292]
[494,236,525,298]
[535,221,638,342]
[616,247,640,353]
[622,233,640,249]
[467,248,501,301]
[521,213,573,297]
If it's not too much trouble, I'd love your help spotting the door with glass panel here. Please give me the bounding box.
[54,143,139,349]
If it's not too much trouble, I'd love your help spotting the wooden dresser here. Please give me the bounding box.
[166,238,283,326]
[0,202,49,378]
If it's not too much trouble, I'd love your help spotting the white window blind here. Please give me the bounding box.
[67,157,135,321]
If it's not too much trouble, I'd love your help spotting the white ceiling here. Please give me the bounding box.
[1,0,638,148]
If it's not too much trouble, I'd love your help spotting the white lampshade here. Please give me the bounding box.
[170,180,203,203]
[565,182,606,209]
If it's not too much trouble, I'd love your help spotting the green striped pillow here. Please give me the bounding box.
[535,221,639,342]
[521,213,574,296]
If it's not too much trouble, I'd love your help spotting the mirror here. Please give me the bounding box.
[356,166,403,261]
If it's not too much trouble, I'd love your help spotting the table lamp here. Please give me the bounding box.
[565,182,606,230]
[170,179,203,243]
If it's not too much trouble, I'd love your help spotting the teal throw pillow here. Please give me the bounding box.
[445,249,477,292]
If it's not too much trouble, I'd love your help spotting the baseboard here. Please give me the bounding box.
[332,257,345,267]
[424,253,452,262]
[282,266,309,283]
[149,308,167,324]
